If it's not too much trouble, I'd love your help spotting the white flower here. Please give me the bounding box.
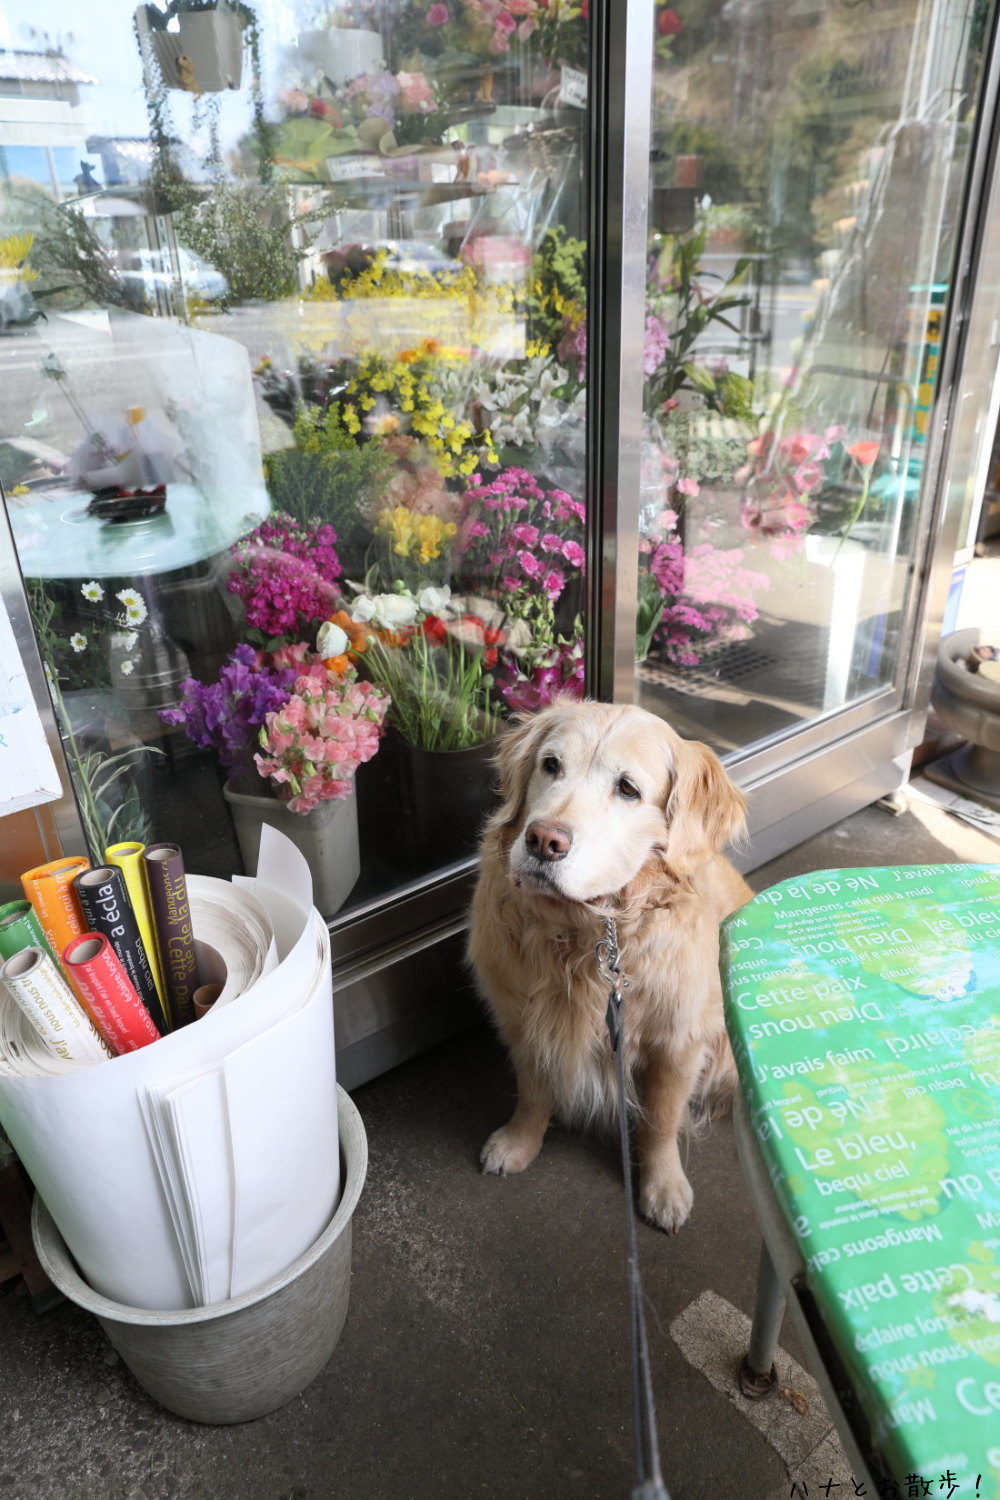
[116,588,147,625]
[70,632,87,653]
[316,620,349,659]
[81,580,104,602]
[120,660,135,676]
[351,593,418,630]
[416,584,452,614]
[121,630,138,650]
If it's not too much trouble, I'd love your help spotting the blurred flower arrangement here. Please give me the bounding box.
[737,425,882,556]
[161,640,390,815]
[226,511,344,644]
[534,0,587,69]
[275,64,451,174]
[465,0,543,57]
[637,493,769,667]
[28,580,162,856]
[454,466,586,709]
[256,342,497,480]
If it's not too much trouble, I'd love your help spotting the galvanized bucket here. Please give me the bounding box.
[32,1086,367,1425]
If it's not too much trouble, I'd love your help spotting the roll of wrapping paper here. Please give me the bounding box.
[0,900,57,966]
[20,857,90,963]
[62,934,161,1054]
[105,841,169,1026]
[0,946,111,1065]
[142,843,199,1029]
[73,867,169,1035]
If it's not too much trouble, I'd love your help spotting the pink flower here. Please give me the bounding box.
[540,532,564,554]
[542,570,565,600]
[676,477,700,497]
[518,549,543,578]
[427,2,450,21]
[397,71,437,112]
[512,522,539,546]
[562,539,585,568]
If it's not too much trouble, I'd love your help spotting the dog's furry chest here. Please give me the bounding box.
[492,920,669,1126]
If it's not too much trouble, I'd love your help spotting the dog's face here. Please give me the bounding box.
[491,700,746,905]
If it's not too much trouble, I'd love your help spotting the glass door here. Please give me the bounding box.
[633,0,992,772]
[0,0,592,929]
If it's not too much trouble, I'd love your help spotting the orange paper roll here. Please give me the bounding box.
[20,857,90,960]
[105,841,169,1027]
[62,933,162,1054]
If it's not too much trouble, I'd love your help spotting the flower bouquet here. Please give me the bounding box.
[161,639,390,910]
[349,585,502,751]
[226,511,344,646]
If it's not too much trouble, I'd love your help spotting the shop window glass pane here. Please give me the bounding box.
[636,0,987,758]
[0,1,590,917]
[2,145,53,189]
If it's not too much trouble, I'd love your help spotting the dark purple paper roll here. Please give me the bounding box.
[142,843,199,1029]
[72,865,170,1035]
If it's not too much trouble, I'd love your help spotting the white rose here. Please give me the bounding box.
[317,620,349,658]
[416,584,452,614]
[353,593,419,630]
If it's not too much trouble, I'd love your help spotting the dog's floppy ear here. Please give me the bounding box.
[663,736,747,873]
[489,708,557,830]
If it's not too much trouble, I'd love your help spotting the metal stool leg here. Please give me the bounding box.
[739,1239,785,1399]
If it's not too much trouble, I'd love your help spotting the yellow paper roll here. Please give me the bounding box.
[104,841,169,1027]
[20,857,90,961]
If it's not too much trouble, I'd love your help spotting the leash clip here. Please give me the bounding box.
[597,915,626,1053]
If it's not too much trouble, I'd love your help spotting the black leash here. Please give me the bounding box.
[596,915,671,1500]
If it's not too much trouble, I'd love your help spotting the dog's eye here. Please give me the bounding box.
[617,776,641,801]
[541,754,561,776]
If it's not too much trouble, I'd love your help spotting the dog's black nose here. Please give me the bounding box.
[524,821,572,862]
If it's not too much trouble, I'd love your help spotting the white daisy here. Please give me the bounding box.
[70,632,87,653]
[81,580,104,602]
[120,659,135,676]
[116,588,148,625]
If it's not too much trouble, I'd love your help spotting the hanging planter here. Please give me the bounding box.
[151,8,245,92]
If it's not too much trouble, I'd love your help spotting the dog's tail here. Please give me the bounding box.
[687,1032,738,1134]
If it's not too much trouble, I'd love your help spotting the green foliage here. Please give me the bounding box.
[23,199,144,312]
[528,227,587,350]
[263,413,390,577]
[645,225,752,415]
[176,184,299,304]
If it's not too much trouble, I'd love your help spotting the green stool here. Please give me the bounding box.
[721,865,1000,1498]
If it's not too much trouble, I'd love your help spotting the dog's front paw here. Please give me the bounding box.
[480,1124,543,1176]
[639,1168,694,1234]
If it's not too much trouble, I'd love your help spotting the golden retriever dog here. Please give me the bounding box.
[468,700,753,1233]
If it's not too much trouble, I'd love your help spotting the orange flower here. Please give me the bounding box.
[848,440,879,467]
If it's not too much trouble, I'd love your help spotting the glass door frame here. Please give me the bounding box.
[590,0,1000,868]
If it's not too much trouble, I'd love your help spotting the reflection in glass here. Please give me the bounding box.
[0,0,590,914]
[636,0,987,759]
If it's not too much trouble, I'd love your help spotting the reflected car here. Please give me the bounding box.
[116,247,229,303]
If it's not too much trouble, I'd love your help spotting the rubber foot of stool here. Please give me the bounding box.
[738,1358,778,1400]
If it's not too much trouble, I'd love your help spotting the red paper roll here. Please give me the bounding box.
[62,933,162,1055]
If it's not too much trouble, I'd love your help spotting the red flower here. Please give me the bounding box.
[581,0,588,17]
[422,615,448,643]
[658,7,682,36]
[484,649,498,669]
[847,440,880,467]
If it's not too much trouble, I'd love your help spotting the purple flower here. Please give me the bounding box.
[160,644,300,769]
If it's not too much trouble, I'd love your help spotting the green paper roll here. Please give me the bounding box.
[0,900,57,966]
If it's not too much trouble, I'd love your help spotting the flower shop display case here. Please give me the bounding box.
[2,0,1000,1087]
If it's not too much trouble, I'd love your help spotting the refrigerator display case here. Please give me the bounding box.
[0,0,996,1084]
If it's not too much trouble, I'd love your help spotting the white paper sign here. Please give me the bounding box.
[559,65,588,109]
[0,599,62,816]
[326,154,384,181]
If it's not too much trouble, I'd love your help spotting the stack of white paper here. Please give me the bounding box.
[0,827,340,1311]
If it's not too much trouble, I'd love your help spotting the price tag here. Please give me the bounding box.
[325,155,385,182]
[559,65,588,109]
